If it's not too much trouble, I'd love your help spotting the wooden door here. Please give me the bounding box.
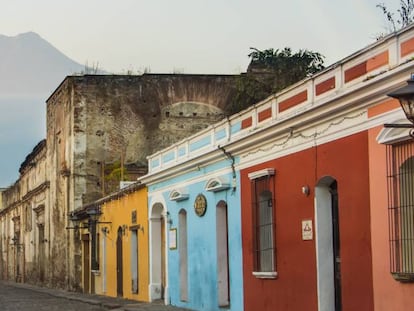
[82,234,90,293]
[116,227,123,297]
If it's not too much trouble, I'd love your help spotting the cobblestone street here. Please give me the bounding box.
[0,281,191,311]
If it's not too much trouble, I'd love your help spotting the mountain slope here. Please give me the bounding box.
[0,32,88,186]
[0,32,85,95]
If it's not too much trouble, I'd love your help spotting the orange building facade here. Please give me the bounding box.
[240,132,373,310]
[224,25,414,310]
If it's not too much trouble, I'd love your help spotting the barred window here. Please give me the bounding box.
[249,169,276,277]
[387,140,414,282]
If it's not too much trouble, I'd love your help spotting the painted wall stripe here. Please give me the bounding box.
[279,90,308,112]
[231,121,241,134]
[215,128,226,141]
[345,62,367,83]
[151,158,160,168]
[258,108,272,122]
[315,77,336,96]
[366,51,389,72]
[189,136,211,152]
[401,37,414,57]
[163,151,175,163]
[345,51,389,83]
[241,116,253,129]
[367,98,400,118]
[178,147,186,157]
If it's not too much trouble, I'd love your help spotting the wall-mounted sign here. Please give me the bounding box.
[194,194,207,217]
[302,220,313,240]
[169,228,177,250]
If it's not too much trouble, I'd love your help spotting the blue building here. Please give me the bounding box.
[141,120,244,311]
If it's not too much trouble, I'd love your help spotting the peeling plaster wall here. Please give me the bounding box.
[0,141,49,286]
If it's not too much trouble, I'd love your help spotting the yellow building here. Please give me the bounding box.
[72,182,149,302]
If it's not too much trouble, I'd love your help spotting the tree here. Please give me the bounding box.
[377,1,414,33]
[228,47,325,114]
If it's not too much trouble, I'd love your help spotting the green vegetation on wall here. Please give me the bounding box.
[228,47,325,114]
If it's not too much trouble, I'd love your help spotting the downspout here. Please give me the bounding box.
[218,145,236,192]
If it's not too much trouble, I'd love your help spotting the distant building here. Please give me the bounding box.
[0,73,240,290]
[0,140,49,283]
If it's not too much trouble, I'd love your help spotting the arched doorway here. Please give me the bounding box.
[116,226,123,297]
[178,209,188,301]
[149,203,166,301]
[315,176,341,311]
[216,200,230,307]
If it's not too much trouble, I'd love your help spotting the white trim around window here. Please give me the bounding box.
[248,168,275,180]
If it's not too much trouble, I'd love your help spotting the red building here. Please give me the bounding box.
[231,25,414,310]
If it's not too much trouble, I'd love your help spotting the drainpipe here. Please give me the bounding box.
[218,145,236,192]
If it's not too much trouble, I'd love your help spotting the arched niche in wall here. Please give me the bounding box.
[169,188,189,201]
[205,177,230,192]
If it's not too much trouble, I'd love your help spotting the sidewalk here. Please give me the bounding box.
[3,281,192,311]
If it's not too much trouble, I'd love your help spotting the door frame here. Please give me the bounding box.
[82,234,90,293]
[116,227,123,297]
[315,176,342,311]
[149,201,167,302]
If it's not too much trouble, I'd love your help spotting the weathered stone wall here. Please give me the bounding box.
[43,73,238,291]
[0,140,49,286]
[46,79,78,290]
[50,74,238,206]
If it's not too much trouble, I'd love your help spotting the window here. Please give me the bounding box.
[179,209,188,301]
[248,168,276,278]
[387,141,414,282]
[130,229,139,294]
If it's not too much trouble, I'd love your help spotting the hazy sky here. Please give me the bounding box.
[0,0,402,187]
[0,0,401,74]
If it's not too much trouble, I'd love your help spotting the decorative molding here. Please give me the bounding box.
[169,188,189,201]
[248,168,275,180]
[22,181,50,203]
[205,177,230,192]
[252,271,278,279]
[377,118,412,144]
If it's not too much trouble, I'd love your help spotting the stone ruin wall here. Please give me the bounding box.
[0,140,49,286]
[67,74,238,205]
[45,74,238,290]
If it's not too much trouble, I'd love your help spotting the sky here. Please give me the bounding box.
[0,0,401,74]
[0,0,402,187]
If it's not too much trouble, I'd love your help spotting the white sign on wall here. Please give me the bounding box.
[169,228,177,249]
[302,220,313,240]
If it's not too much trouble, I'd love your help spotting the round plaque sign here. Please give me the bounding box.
[194,194,207,217]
